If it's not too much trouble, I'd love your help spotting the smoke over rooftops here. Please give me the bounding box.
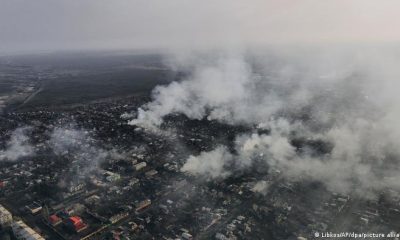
[129,48,400,198]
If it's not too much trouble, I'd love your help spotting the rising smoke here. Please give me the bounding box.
[251,180,270,196]
[129,47,400,197]
[0,127,35,161]
[181,146,232,179]
[49,125,111,176]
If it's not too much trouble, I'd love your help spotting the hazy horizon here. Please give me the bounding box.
[2,0,400,55]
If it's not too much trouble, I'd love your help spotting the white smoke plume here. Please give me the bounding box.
[129,52,255,129]
[0,127,34,161]
[181,146,232,179]
[181,119,400,196]
[130,48,400,197]
[251,181,270,195]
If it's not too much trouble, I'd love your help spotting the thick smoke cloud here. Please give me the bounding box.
[0,127,34,161]
[129,53,255,128]
[130,48,400,197]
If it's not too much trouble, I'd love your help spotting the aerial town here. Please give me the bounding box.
[2,1,400,239]
[1,54,400,240]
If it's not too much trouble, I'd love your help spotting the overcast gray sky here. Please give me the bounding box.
[1,0,400,54]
